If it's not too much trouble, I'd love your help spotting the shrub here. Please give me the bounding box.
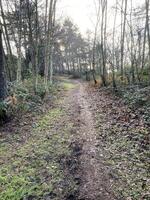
[122,87,150,108]
[0,101,11,125]
[4,77,58,116]
[15,85,29,101]
[35,84,46,99]
[0,101,8,118]
[71,72,81,79]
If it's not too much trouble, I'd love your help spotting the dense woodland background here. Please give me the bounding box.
[0,0,150,95]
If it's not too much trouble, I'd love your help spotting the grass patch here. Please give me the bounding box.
[57,77,77,91]
[62,82,76,90]
[0,104,75,199]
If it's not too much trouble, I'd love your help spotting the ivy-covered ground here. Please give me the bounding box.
[86,85,150,200]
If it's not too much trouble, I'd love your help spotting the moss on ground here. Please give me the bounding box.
[0,80,77,200]
[57,77,76,91]
[62,82,76,90]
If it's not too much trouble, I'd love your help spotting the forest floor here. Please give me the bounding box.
[0,77,149,200]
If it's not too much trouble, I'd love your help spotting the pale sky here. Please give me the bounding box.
[57,0,95,33]
[57,0,144,35]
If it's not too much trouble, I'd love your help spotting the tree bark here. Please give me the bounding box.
[0,28,7,100]
[112,0,117,89]
[120,0,128,81]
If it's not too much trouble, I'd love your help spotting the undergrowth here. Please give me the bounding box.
[0,77,61,125]
[87,85,150,200]
[117,86,150,125]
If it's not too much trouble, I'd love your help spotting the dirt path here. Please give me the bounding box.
[65,80,115,200]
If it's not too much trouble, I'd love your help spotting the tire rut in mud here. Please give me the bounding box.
[64,141,83,200]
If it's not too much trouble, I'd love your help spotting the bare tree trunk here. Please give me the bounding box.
[112,0,118,89]
[5,0,22,81]
[44,0,48,89]
[26,0,36,71]
[92,0,101,84]
[130,0,135,84]
[145,0,150,83]
[141,18,147,71]
[120,0,128,81]
[136,31,141,83]
[49,0,57,84]
[17,0,22,82]
[0,0,14,81]
[44,0,57,89]
[35,0,39,92]
[47,0,54,85]
[146,0,150,54]
[0,28,7,100]
[100,0,107,86]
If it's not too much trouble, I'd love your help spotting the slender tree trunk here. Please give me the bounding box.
[146,0,150,54]
[130,0,135,84]
[0,0,14,81]
[0,28,7,100]
[140,12,147,84]
[120,0,128,81]
[17,0,22,82]
[92,0,100,84]
[44,0,48,89]
[44,0,57,88]
[100,0,107,86]
[112,0,118,89]
[145,0,150,83]
[136,31,141,83]
[49,0,57,84]
[47,0,53,84]
[141,18,147,71]
[35,0,39,92]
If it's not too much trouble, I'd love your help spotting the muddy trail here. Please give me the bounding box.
[65,80,115,200]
